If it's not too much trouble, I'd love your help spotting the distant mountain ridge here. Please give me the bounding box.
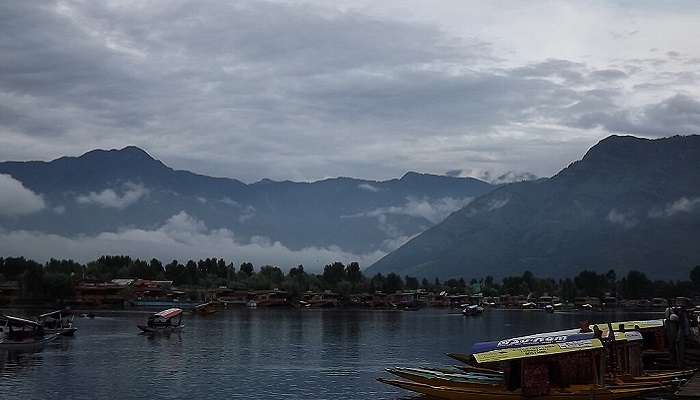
[367,135,700,280]
[0,147,494,256]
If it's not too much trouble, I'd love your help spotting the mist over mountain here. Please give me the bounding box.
[368,135,700,280]
[0,147,493,269]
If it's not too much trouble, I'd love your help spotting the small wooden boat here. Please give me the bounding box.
[377,378,666,400]
[37,309,77,336]
[386,367,503,388]
[615,368,696,383]
[137,308,184,334]
[447,353,503,374]
[408,366,503,379]
[191,302,217,316]
[463,304,484,316]
[0,315,60,350]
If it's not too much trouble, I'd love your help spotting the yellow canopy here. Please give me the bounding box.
[591,320,664,332]
[473,337,603,364]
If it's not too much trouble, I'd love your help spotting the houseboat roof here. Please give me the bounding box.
[1,315,41,327]
[592,319,664,331]
[471,332,603,364]
[153,308,183,319]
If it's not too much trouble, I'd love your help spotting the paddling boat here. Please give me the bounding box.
[377,378,667,400]
[0,315,60,350]
[389,367,669,390]
[191,302,218,316]
[462,304,484,316]
[386,367,503,388]
[137,308,184,334]
[38,309,77,336]
[614,368,696,383]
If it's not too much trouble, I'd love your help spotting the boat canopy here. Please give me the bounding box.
[1,315,41,327]
[591,319,664,331]
[153,308,183,320]
[38,309,70,319]
[613,331,643,342]
[471,332,603,364]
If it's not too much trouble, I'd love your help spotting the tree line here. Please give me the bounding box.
[1,255,699,301]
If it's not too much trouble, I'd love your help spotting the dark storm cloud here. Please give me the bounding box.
[0,1,699,182]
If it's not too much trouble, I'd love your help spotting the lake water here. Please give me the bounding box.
[0,308,663,400]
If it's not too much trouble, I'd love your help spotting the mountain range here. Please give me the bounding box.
[0,147,493,260]
[367,135,700,280]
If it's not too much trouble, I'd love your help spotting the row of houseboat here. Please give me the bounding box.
[378,318,698,399]
[2,278,694,311]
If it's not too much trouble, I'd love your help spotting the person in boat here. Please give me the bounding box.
[666,312,682,367]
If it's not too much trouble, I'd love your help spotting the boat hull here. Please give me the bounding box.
[616,369,696,383]
[137,325,184,334]
[387,368,503,388]
[377,378,665,400]
[45,327,78,337]
[0,334,60,351]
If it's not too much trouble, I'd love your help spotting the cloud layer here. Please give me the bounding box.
[346,196,473,224]
[649,197,700,218]
[1,1,699,182]
[0,211,384,271]
[76,182,148,209]
[0,174,45,216]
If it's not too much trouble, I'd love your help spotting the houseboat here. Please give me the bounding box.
[0,315,59,350]
[37,309,77,336]
[137,308,184,334]
[305,291,341,308]
[254,290,289,307]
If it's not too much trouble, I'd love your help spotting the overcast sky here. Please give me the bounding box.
[1,0,699,182]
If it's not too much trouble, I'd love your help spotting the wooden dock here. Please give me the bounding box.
[676,372,700,398]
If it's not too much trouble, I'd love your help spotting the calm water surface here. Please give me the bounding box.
[0,308,662,399]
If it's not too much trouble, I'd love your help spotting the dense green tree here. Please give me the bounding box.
[322,262,346,286]
[42,272,74,302]
[239,262,254,276]
[385,273,404,293]
[346,262,362,284]
[574,270,607,298]
[405,276,419,290]
[690,265,700,288]
[620,270,653,299]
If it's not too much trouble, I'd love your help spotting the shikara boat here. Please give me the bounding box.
[463,304,484,316]
[377,378,666,400]
[191,302,217,316]
[381,329,670,399]
[37,309,77,336]
[614,368,696,383]
[137,308,184,334]
[0,315,59,350]
[386,367,503,388]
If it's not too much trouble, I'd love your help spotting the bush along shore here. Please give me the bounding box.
[1,255,699,310]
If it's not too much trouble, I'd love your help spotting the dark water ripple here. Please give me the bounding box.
[0,308,662,399]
